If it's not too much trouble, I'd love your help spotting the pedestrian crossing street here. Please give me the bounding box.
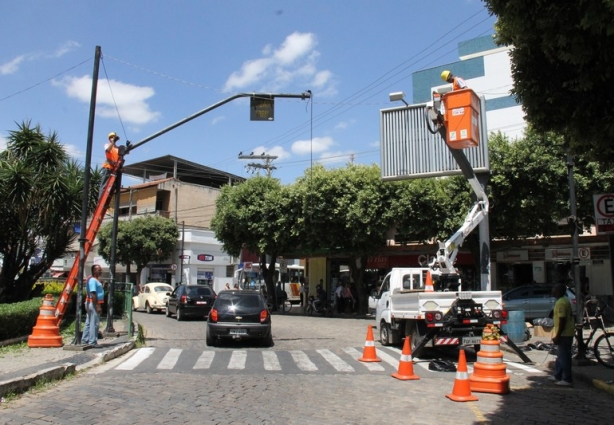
[89,346,544,376]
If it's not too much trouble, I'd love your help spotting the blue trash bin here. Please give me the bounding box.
[502,310,526,344]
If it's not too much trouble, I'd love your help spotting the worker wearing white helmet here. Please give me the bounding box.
[99,132,120,199]
[441,70,467,91]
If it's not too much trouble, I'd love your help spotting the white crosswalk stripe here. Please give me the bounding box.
[194,351,215,369]
[228,350,247,369]
[158,348,182,369]
[262,351,281,371]
[317,349,354,372]
[115,347,155,370]
[289,350,318,371]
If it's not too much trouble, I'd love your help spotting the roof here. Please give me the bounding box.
[121,155,245,189]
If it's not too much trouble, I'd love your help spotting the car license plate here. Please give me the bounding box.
[462,336,482,345]
[230,329,247,335]
[196,301,207,305]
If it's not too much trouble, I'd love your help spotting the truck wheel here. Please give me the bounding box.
[380,322,391,346]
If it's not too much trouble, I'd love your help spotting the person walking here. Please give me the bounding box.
[335,282,344,313]
[81,265,105,347]
[550,283,574,386]
[440,70,467,91]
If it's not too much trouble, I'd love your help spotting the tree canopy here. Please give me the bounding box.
[484,0,614,162]
[97,215,178,286]
[0,122,90,302]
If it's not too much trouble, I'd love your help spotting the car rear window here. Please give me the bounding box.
[155,285,173,293]
[216,293,262,311]
[186,287,211,296]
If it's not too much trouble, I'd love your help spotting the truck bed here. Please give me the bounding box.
[390,290,503,319]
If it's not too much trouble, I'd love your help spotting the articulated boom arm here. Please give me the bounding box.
[428,109,489,278]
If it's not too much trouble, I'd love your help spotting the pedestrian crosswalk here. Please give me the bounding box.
[90,346,544,376]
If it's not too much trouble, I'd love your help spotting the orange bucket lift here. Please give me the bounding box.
[442,88,481,149]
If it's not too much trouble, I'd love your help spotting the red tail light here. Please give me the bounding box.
[260,309,269,323]
[426,312,434,322]
[210,308,218,322]
[180,295,187,304]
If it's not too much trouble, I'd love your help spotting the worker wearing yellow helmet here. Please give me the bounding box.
[99,132,120,199]
[441,70,467,91]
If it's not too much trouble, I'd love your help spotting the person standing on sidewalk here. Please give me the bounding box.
[550,283,574,386]
[81,265,104,347]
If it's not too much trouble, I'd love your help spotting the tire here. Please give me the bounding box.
[380,322,391,346]
[206,329,216,346]
[306,304,314,316]
[326,305,334,318]
[146,303,153,314]
[165,304,171,317]
[261,332,274,347]
[593,332,614,368]
[176,307,183,321]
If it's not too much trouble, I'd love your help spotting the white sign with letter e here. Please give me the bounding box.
[593,194,614,235]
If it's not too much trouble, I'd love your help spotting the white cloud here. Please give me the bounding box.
[62,143,83,159]
[211,116,226,125]
[52,75,161,125]
[291,136,335,155]
[223,32,336,96]
[0,41,80,75]
[244,145,291,160]
[0,55,25,75]
[0,136,8,151]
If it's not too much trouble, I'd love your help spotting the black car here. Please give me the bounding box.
[165,284,216,321]
[206,290,272,347]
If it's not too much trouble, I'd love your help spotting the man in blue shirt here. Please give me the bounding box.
[81,265,105,347]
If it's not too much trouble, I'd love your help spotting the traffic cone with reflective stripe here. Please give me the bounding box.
[469,339,510,394]
[28,294,63,348]
[391,336,419,380]
[424,271,434,292]
[446,349,478,402]
[358,325,381,362]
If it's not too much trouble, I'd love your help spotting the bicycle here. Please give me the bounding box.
[266,295,292,314]
[574,298,614,368]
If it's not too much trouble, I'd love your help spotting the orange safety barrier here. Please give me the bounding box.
[27,294,63,348]
[358,325,381,362]
[391,336,420,381]
[469,339,510,394]
[446,349,478,402]
[443,88,481,149]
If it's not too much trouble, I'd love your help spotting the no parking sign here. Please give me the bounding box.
[593,193,614,235]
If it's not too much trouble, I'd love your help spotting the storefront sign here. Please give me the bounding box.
[545,248,572,261]
[593,194,614,235]
[197,254,214,262]
[495,250,528,262]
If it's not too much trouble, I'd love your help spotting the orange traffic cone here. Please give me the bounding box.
[469,339,510,394]
[446,349,478,402]
[424,271,434,292]
[28,294,63,348]
[358,325,381,362]
[391,336,420,380]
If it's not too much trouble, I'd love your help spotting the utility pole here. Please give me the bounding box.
[238,153,278,177]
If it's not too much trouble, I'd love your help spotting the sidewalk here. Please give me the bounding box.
[500,331,614,398]
[0,318,136,399]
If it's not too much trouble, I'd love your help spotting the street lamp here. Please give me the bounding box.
[389,91,409,106]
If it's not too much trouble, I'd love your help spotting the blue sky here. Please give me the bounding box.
[0,0,495,185]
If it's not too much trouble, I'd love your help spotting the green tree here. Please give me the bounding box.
[211,176,298,301]
[0,122,91,302]
[97,215,179,286]
[293,164,394,313]
[483,0,614,162]
[488,128,614,239]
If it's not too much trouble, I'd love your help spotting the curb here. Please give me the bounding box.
[0,363,76,398]
[75,340,136,372]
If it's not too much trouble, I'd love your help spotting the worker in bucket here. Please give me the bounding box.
[440,70,467,91]
[99,132,120,199]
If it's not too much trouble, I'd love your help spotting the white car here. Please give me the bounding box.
[133,282,173,314]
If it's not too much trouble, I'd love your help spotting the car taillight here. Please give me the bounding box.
[180,295,187,304]
[210,308,218,323]
[260,309,269,323]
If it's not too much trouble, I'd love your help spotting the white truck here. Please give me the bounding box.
[374,267,507,356]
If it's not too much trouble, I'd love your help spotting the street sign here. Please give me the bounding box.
[170,264,178,271]
[250,95,274,121]
[244,262,253,272]
[197,254,214,262]
[593,194,614,235]
[279,260,288,274]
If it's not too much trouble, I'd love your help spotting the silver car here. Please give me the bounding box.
[502,284,576,320]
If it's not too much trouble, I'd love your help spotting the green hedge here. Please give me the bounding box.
[0,282,129,341]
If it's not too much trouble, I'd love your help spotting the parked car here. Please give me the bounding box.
[166,284,216,321]
[502,284,576,320]
[206,290,272,347]
[133,282,173,314]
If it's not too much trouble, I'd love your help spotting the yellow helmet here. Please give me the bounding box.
[441,70,452,82]
[108,132,120,141]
